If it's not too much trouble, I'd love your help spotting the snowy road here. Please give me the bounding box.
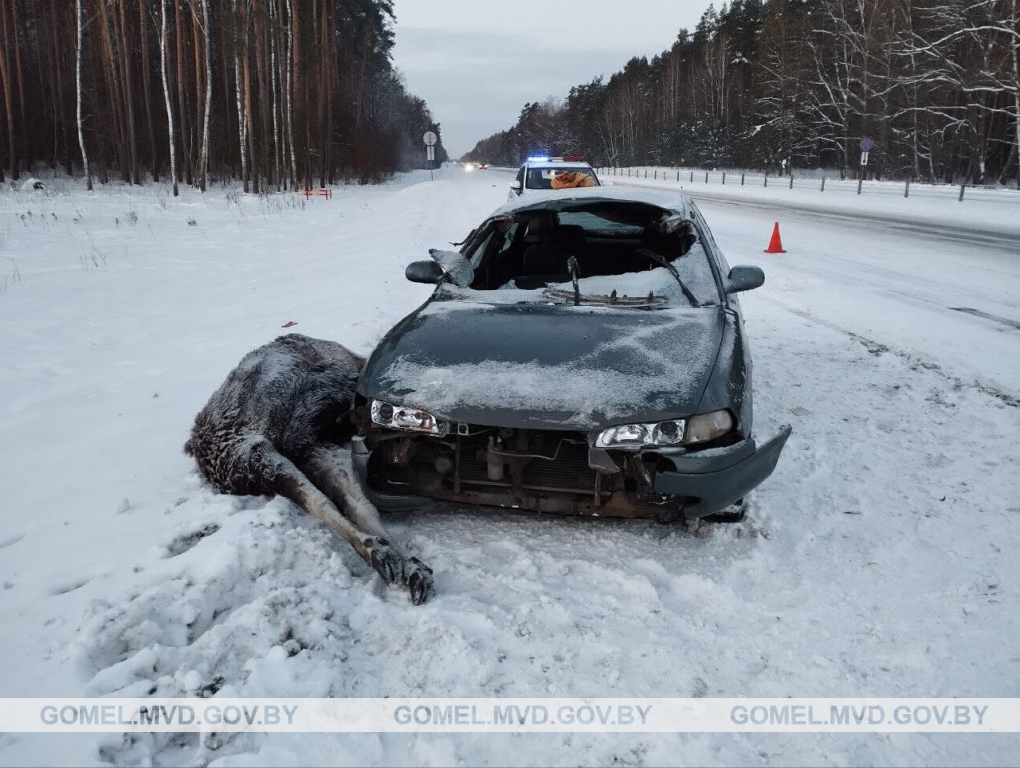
[694,194,1020,398]
[1,169,1019,765]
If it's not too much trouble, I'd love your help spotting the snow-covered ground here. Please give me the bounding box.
[2,168,1019,765]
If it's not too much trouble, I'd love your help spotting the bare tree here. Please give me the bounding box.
[198,0,213,191]
[269,0,281,188]
[0,0,18,180]
[139,0,159,181]
[159,0,178,196]
[76,0,91,190]
[7,0,449,190]
[233,0,248,191]
[285,0,296,187]
[117,0,140,184]
[898,0,1020,183]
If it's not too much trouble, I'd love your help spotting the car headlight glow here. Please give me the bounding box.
[371,399,448,437]
[595,419,685,450]
[684,409,735,445]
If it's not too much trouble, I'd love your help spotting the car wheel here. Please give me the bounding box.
[702,498,746,524]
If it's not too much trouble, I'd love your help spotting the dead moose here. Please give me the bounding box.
[185,334,434,604]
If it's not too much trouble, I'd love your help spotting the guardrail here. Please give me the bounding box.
[596,166,1019,205]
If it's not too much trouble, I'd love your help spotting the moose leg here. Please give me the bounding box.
[250,439,433,604]
[301,443,390,537]
[300,442,434,605]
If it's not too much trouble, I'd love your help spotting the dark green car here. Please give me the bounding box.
[351,187,790,521]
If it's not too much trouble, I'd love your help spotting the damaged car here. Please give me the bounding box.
[351,187,790,521]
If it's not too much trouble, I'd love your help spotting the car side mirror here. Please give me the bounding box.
[428,248,476,288]
[725,265,765,294]
[509,180,522,193]
[405,260,445,284]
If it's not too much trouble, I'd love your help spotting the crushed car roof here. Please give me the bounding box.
[490,185,697,219]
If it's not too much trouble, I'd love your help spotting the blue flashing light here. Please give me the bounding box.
[527,156,550,163]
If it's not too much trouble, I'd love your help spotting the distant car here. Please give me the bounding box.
[463,163,475,172]
[478,163,489,170]
[509,156,600,201]
[352,186,791,522]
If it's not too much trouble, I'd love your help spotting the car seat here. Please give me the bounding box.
[517,225,586,288]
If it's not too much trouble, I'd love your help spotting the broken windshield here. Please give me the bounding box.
[453,203,721,307]
[440,241,719,308]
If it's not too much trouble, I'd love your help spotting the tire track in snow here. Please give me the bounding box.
[759,293,1020,408]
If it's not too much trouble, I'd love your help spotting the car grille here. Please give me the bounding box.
[456,431,607,494]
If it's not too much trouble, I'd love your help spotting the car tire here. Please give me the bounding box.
[702,498,746,524]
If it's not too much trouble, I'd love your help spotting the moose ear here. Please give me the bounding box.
[428,248,475,288]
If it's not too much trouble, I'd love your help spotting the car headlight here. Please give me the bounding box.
[594,419,685,450]
[370,399,448,437]
[684,409,735,445]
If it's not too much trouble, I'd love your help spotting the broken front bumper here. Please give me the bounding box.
[351,424,792,520]
[653,425,792,516]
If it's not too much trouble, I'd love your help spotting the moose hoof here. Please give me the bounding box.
[403,557,435,606]
[364,537,403,585]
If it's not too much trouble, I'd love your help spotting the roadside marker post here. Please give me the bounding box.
[859,136,875,193]
[423,131,437,181]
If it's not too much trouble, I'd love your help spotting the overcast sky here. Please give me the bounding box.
[391,0,707,158]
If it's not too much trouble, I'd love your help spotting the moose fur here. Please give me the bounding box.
[185,333,434,604]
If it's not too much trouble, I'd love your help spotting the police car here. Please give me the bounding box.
[508,156,600,200]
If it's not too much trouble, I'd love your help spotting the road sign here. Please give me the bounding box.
[860,136,875,152]
[423,131,437,147]
[426,145,435,161]
[861,150,870,166]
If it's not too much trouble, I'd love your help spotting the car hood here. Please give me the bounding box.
[358,299,726,430]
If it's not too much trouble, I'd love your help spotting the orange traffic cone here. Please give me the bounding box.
[764,222,786,253]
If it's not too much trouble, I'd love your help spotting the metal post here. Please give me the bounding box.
[705,171,709,183]
[644,169,648,179]
[677,171,680,182]
[722,172,726,185]
[857,178,863,195]
[958,184,965,201]
[789,175,794,189]
[904,180,910,198]
[741,173,745,186]
[764,172,768,188]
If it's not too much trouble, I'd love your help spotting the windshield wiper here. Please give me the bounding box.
[566,255,581,306]
[636,248,700,307]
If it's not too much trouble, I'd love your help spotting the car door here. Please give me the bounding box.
[514,166,526,198]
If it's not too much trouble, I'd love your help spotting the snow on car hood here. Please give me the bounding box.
[359,299,726,430]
